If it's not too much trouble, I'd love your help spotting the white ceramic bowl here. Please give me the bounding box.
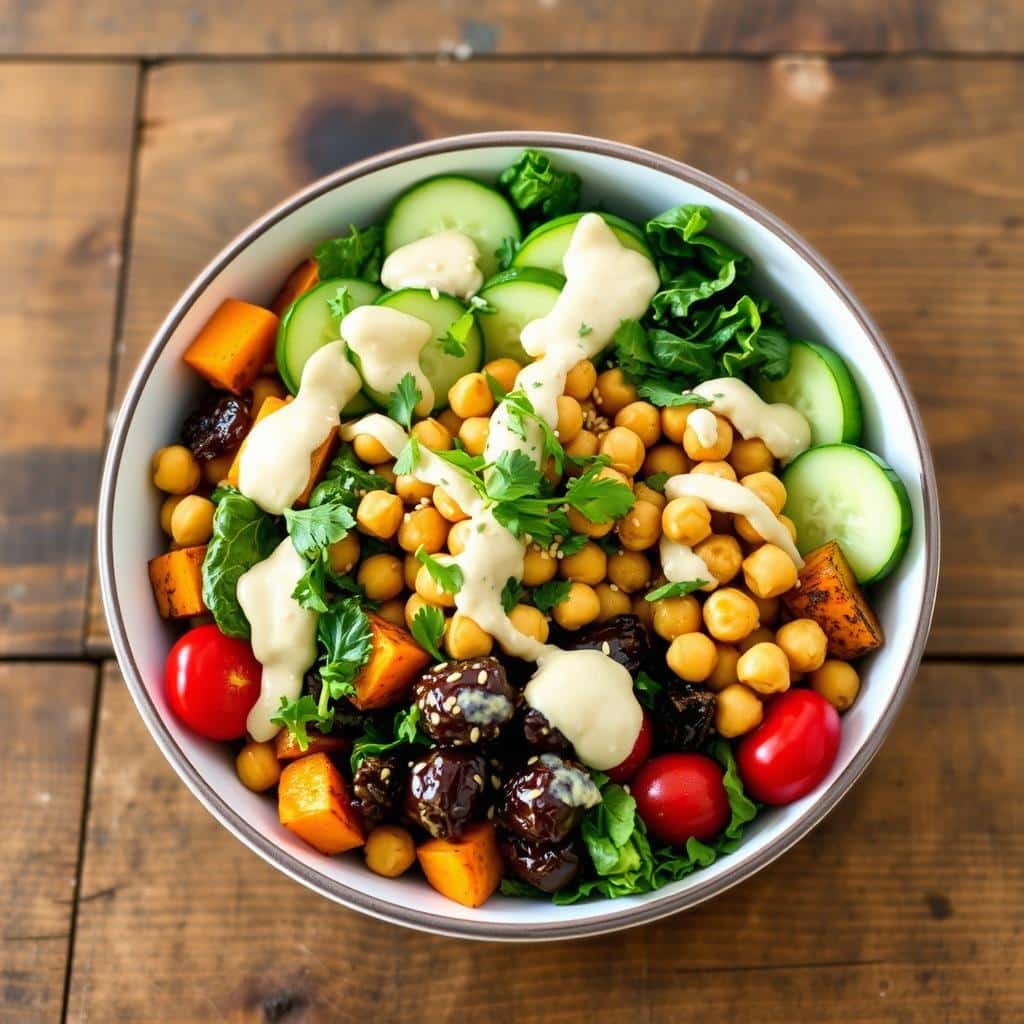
[99,132,939,940]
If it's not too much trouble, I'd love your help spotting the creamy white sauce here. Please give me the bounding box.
[238,341,361,515]
[660,535,712,586]
[524,649,643,770]
[665,473,804,567]
[341,305,435,416]
[458,687,515,726]
[688,407,719,449]
[380,229,483,301]
[539,753,602,809]
[694,378,810,463]
[237,539,319,741]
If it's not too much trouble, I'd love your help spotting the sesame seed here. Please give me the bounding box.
[527,755,538,765]
[491,775,501,788]
[609,583,620,592]
[473,774,483,786]
[601,641,611,655]
[446,672,461,683]
[470,727,481,743]
[430,712,441,725]
[452,704,462,715]
[477,670,487,684]
[487,805,495,819]
[380,767,391,781]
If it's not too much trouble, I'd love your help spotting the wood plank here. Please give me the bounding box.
[0,663,96,1023]
[66,660,1023,1021]
[3,1,1023,56]
[87,58,1024,654]
[0,64,137,656]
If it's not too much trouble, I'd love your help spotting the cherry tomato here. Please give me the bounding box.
[632,753,730,845]
[736,689,841,805]
[606,710,653,783]
[165,624,262,740]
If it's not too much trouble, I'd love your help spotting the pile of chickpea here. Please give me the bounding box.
[151,358,861,742]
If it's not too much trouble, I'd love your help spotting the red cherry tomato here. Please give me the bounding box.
[632,753,730,845]
[736,689,841,805]
[165,624,262,740]
[606,710,653,783]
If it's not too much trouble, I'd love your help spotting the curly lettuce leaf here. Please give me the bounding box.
[314,224,384,281]
[498,149,581,223]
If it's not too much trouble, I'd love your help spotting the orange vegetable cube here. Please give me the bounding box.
[183,298,279,395]
[278,753,365,855]
[270,258,319,315]
[274,728,348,762]
[417,822,503,908]
[148,545,208,619]
[352,613,433,710]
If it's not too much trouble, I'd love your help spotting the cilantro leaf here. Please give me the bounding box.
[410,604,446,661]
[284,500,356,558]
[644,472,669,495]
[564,462,636,524]
[317,599,372,717]
[634,671,663,710]
[484,370,508,401]
[495,235,520,271]
[387,372,422,430]
[501,576,524,613]
[532,578,572,613]
[270,695,323,752]
[558,533,590,558]
[315,224,384,281]
[502,388,565,472]
[439,309,476,357]
[326,285,354,320]
[393,436,421,476]
[350,706,430,772]
[291,552,331,613]
[497,149,581,223]
[636,380,712,409]
[578,322,593,337]
[414,546,464,594]
[645,578,708,602]
[487,450,543,502]
[312,446,392,507]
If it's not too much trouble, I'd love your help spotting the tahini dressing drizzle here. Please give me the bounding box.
[687,407,719,450]
[380,229,483,300]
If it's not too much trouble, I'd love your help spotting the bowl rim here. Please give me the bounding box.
[98,130,940,941]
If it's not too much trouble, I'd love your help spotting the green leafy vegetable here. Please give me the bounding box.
[316,598,373,717]
[350,706,430,773]
[532,578,572,613]
[502,388,565,473]
[500,576,524,613]
[636,380,711,409]
[326,285,354,320]
[410,604,446,661]
[643,472,669,495]
[484,370,508,401]
[563,461,637,524]
[393,436,421,476]
[634,671,663,710]
[498,150,581,223]
[311,446,392,507]
[645,578,709,602]
[487,450,543,502]
[315,224,384,281]
[387,372,422,431]
[291,552,331,613]
[201,488,282,638]
[414,546,464,594]
[284,500,355,559]
[558,533,590,558]
[270,695,323,752]
[439,308,476,357]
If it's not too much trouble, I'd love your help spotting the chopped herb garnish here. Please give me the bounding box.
[387,372,422,430]
[645,579,709,602]
[532,578,573,613]
[410,604,446,661]
[578,322,593,337]
[414,546,464,594]
[501,576,524,613]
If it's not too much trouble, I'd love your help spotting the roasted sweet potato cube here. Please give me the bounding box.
[352,613,433,710]
[148,545,208,619]
[274,728,349,762]
[417,822,503,908]
[270,258,319,315]
[183,298,279,395]
[278,753,365,855]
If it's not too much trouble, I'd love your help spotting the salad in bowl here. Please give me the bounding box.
[127,142,922,922]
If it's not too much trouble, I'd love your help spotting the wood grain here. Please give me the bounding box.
[3,1,1023,56]
[86,57,1024,654]
[65,660,1022,1022]
[0,64,137,656]
[0,663,96,1022]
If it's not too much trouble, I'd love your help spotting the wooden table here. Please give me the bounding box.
[2,4,1022,1021]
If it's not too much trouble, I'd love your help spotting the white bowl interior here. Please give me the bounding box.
[104,140,934,937]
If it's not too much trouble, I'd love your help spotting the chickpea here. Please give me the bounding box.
[631,592,655,630]
[352,433,392,465]
[737,641,791,695]
[365,825,417,878]
[615,402,661,447]
[398,506,449,554]
[248,375,286,416]
[652,594,702,641]
[403,554,421,590]
[552,582,601,631]
[235,741,281,792]
[747,591,781,627]
[329,533,361,574]
[742,543,799,599]
[445,612,494,659]
[634,482,666,510]
[357,553,405,602]
[662,496,712,546]
[410,417,452,452]
[547,394,581,445]
[616,500,662,551]
[810,659,861,711]
[567,504,614,539]
[432,408,460,439]
[170,494,215,547]
[595,582,632,621]
[599,426,645,477]
[414,560,457,608]
[395,473,433,505]
[778,514,798,543]
[458,417,490,456]
[506,604,550,647]
[741,472,787,514]
[703,587,760,643]
[564,429,599,466]
[433,485,469,523]
[667,632,719,683]
[376,598,406,628]
[607,550,651,594]
[738,626,775,654]
[660,405,695,444]
[152,445,200,494]
[642,444,688,480]
[201,451,235,487]
[690,459,737,482]
[357,489,404,540]
[559,542,607,586]
[404,592,430,629]
[729,437,774,477]
[694,534,743,585]
[521,546,557,586]
[159,494,185,535]
[777,619,829,673]
[375,462,397,487]
[715,684,764,738]
[448,372,495,419]
[707,644,741,692]
[683,414,734,461]
[564,359,597,401]
[483,357,521,394]
[594,367,637,415]
[446,519,475,557]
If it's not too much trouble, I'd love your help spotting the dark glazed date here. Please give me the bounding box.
[655,681,717,751]
[521,707,570,754]
[404,748,488,839]
[497,754,600,844]
[352,754,404,827]
[412,657,516,746]
[499,832,582,894]
[183,393,250,461]
[565,615,651,675]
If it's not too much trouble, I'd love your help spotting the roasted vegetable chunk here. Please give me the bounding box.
[278,752,365,855]
[417,822,503,908]
[148,545,208,619]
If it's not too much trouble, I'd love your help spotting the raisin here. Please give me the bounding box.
[563,614,651,675]
[497,754,600,844]
[521,707,570,754]
[404,748,488,839]
[655,681,717,751]
[182,393,250,461]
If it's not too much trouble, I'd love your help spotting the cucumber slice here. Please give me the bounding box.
[757,340,863,445]
[476,267,565,364]
[511,212,652,273]
[782,444,912,584]
[384,175,521,280]
[369,289,484,411]
[276,277,382,414]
